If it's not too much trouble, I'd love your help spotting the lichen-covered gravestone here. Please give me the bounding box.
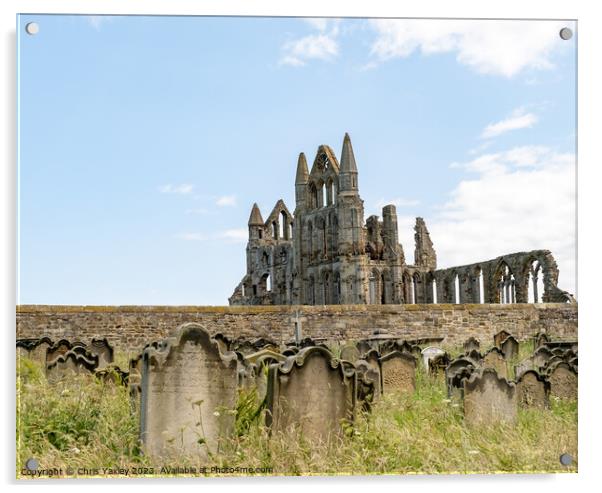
[140,323,240,459]
[340,344,361,363]
[532,346,553,369]
[547,362,578,401]
[493,330,512,349]
[516,370,549,409]
[463,368,517,426]
[266,347,355,444]
[378,351,417,394]
[445,357,476,400]
[482,347,508,379]
[501,336,519,361]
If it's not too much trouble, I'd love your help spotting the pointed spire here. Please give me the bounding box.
[340,132,358,173]
[248,203,264,226]
[295,152,309,184]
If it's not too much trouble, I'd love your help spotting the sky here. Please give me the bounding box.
[17,15,577,305]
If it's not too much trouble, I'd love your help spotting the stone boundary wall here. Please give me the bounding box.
[16,304,577,355]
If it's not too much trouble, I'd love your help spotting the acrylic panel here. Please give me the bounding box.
[16,15,577,478]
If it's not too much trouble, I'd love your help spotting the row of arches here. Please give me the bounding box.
[305,213,339,262]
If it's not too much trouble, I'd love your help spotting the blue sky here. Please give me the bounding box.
[17,15,576,305]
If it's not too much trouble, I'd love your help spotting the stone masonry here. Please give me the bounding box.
[229,133,575,306]
[17,303,577,354]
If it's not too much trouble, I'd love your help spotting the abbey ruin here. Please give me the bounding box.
[229,133,574,307]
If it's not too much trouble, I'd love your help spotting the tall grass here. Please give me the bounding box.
[16,350,577,477]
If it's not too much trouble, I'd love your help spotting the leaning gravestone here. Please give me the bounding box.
[516,370,549,409]
[17,338,53,366]
[514,357,534,379]
[355,360,380,409]
[501,336,519,361]
[493,330,512,349]
[547,361,578,401]
[266,346,355,444]
[482,347,508,379]
[140,323,240,459]
[463,368,517,426]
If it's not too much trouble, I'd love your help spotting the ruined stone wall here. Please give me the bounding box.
[16,304,577,354]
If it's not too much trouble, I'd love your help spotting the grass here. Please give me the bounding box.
[16,348,577,478]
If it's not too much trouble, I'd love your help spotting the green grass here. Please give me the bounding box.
[16,350,577,477]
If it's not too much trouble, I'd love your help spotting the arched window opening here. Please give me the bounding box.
[432,278,438,304]
[307,222,313,261]
[369,274,376,304]
[310,183,318,209]
[258,229,263,239]
[321,182,327,208]
[497,263,516,304]
[454,274,460,304]
[308,276,315,305]
[413,274,420,304]
[331,181,337,204]
[478,269,485,304]
[241,284,246,297]
[252,284,257,296]
[266,274,271,292]
[272,221,278,240]
[381,273,387,304]
[279,211,286,239]
[528,260,544,303]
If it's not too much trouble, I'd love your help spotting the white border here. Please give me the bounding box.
[2,1,600,491]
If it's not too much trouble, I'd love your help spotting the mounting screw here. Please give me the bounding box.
[25,22,39,35]
[559,453,573,466]
[559,27,573,40]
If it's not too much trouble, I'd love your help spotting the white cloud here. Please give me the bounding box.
[158,183,194,195]
[280,19,341,67]
[216,195,237,207]
[481,108,539,139]
[176,228,248,244]
[368,19,570,77]
[407,146,576,296]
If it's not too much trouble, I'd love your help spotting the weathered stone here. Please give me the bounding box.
[501,336,519,361]
[463,368,518,426]
[46,350,98,383]
[227,134,573,306]
[355,359,380,409]
[445,357,477,399]
[482,347,508,379]
[340,344,360,363]
[89,337,114,369]
[421,346,446,373]
[140,323,240,459]
[16,337,52,366]
[378,351,417,394]
[493,330,512,349]
[547,362,578,401]
[516,370,549,409]
[514,357,534,379]
[532,346,554,369]
[463,337,480,353]
[266,346,355,443]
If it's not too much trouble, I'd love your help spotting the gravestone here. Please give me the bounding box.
[340,344,361,363]
[463,368,517,426]
[421,346,446,373]
[547,362,578,401]
[89,338,114,369]
[355,360,380,409]
[493,330,512,349]
[378,351,417,395]
[501,336,519,361]
[445,357,476,400]
[356,340,373,357]
[128,354,143,412]
[463,337,480,353]
[533,332,549,348]
[532,346,553,369]
[429,352,451,377]
[514,357,534,379]
[17,337,52,366]
[482,347,508,379]
[266,346,355,444]
[516,370,549,409]
[46,339,75,364]
[465,349,483,365]
[46,350,99,383]
[140,323,240,459]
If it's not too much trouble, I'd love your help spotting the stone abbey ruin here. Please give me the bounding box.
[229,133,575,306]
